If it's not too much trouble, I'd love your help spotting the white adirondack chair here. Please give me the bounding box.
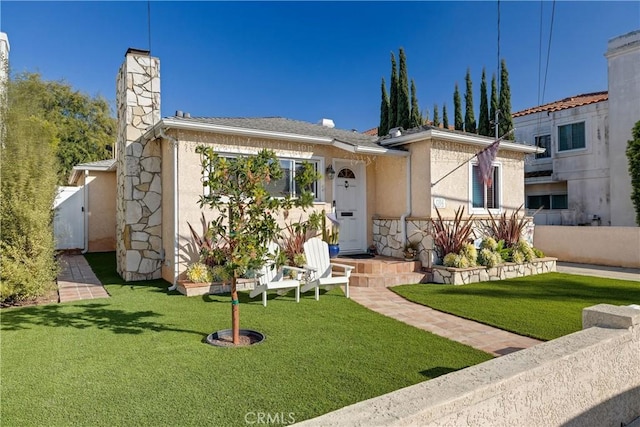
[301,237,353,300]
[249,241,305,307]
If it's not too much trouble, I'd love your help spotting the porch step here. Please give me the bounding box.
[349,271,429,288]
[334,256,421,274]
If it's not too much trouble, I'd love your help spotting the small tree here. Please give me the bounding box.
[409,79,422,129]
[498,59,514,140]
[196,147,318,345]
[478,68,491,136]
[378,78,390,136]
[432,104,440,127]
[442,104,449,129]
[464,68,476,133]
[453,83,463,131]
[388,52,398,130]
[627,120,640,225]
[490,74,498,138]
[397,48,411,129]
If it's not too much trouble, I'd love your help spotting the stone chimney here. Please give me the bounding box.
[115,48,163,281]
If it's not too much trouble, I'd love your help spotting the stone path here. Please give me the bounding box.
[57,254,109,302]
[349,287,542,357]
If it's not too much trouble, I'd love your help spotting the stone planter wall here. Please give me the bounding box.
[431,257,557,285]
[372,217,536,270]
[176,278,257,297]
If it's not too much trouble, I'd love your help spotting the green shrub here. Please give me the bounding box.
[511,250,525,264]
[515,240,535,262]
[480,237,498,251]
[186,262,213,283]
[210,265,230,283]
[443,253,469,268]
[533,247,545,258]
[478,248,501,268]
[460,243,477,267]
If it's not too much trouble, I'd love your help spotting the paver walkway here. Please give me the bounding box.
[349,287,542,357]
[57,253,109,302]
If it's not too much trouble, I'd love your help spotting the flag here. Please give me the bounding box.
[476,139,501,186]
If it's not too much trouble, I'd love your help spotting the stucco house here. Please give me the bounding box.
[513,29,640,227]
[73,47,540,285]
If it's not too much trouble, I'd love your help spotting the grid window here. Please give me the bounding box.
[471,164,500,210]
[558,122,585,151]
[535,134,551,159]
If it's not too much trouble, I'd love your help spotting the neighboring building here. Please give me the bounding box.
[514,29,640,227]
[73,48,539,284]
[513,92,609,226]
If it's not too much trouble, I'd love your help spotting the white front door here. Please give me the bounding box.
[333,160,366,253]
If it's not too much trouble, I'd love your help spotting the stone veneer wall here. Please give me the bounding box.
[372,217,535,269]
[115,51,162,281]
[432,257,557,285]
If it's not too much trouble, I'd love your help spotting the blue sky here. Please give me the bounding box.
[2,1,639,133]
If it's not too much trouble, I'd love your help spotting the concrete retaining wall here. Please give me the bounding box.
[298,304,640,427]
[534,226,640,268]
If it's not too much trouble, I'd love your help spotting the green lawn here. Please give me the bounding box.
[1,253,491,426]
[392,272,640,341]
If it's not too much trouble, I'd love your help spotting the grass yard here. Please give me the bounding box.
[392,272,640,341]
[1,253,491,426]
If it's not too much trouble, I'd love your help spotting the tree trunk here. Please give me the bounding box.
[231,274,240,345]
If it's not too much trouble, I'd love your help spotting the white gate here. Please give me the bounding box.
[53,186,84,250]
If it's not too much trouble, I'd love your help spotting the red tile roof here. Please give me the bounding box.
[363,127,379,136]
[513,91,608,117]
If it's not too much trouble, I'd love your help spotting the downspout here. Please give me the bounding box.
[157,128,179,291]
[82,169,89,254]
[399,154,412,249]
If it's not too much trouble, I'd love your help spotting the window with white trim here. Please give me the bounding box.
[470,162,500,211]
[203,154,320,201]
[558,122,585,151]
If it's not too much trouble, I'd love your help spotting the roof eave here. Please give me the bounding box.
[144,118,335,145]
[381,128,542,154]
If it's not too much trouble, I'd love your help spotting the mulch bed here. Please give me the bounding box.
[1,287,59,309]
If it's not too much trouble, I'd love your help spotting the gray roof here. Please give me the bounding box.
[168,116,382,149]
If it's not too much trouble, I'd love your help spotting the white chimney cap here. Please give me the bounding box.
[318,118,335,128]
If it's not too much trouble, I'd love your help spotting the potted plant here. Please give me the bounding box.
[321,209,340,258]
[403,240,419,261]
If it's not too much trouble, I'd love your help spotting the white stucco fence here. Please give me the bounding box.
[534,226,640,268]
[298,304,640,426]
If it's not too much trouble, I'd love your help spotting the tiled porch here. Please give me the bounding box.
[334,256,429,288]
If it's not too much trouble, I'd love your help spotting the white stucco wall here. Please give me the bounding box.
[299,305,640,427]
[607,30,640,227]
[515,100,610,225]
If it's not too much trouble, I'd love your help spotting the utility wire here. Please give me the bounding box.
[541,0,556,105]
[537,1,544,106]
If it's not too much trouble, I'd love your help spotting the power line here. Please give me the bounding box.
[541,0,556,105]
[537,0,544,106]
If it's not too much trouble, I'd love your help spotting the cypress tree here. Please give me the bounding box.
[490,73,499,138]
[464,68,476,133]
[432,104,440,127]
[627,120,640,225]
[397,48,411,129]
[498,59,514,140]
[409,79,421,128]
[388,52,398,130]
[478,68,491,136]
[453,83,463,131]
[378,78,390,136]
[442,104,449,129]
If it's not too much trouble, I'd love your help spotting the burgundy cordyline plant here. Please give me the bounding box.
[429,206,475,261]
